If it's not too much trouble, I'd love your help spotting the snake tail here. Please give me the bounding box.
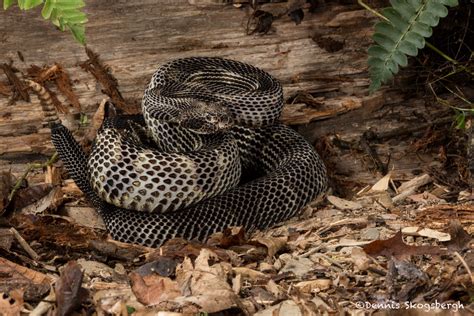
[26,80,61,125]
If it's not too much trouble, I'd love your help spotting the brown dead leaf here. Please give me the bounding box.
[279,257,314,277]
[135,257,177,278]
[0,289,24,316]
[248,286,277,304]
[265,279,284,298]
[174,248,243,313]
[90,239,152,262]
[444,220,472,252]
[55,261,88,316]
[10,183,53,212]
[92,285,145,315]
[207,226,247,248]
[254,299,302,316]
[0,257,51,301]
[387,257,429,301]
[351,247,371,271]
[250,236,287,258]
[0,171,14,213]
[362,231,444,259]
[233,267,268,281]
[18,186,63,215]
[64,206,105,230]
[156,238,230,262]
[129,272,181,306]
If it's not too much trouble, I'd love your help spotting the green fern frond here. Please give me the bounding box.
[3,0,87,44]
[368,0,459,93]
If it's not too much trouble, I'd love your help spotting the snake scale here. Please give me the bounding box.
[45,57,327,247]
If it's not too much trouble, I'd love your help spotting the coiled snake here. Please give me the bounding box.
[42,57,327,247]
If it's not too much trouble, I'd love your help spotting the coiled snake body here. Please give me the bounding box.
[49,57,327,247]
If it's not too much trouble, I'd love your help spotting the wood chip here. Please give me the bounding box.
[327,195,363,210]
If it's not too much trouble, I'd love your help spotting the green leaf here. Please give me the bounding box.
[374,22,403,42]
[368,56,385,68]
[383,8,408,32]
[369,80,382,93]
[4,0,87,44]
[57,0,85,4]
[41,0,54,18]
[390,0,416,20]
[412,21,433,37]
[50,8,61,26]
[386,59,399,74]
[55,1,85,10]
[373,33,397,51]
[60,8,86,18]
[367,0,459,92]
[405,31,425,49]
[368,45,390,58]
[419,11,440,27]
[398,40,418,56]
[426,2,449,18]
[392,50,408,67]
[24,0,43,9]
[407,0,422,8]
[56,2,85,10]
[370,66,393,82]
[435,0,458,7]
[454,112,465,129]
[126,305,136,315]
[67,23,85,44]
[18,0,26,9]
[3,0,16,9]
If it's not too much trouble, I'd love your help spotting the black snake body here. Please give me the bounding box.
[48,57,327,247]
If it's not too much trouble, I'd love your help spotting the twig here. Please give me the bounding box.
[7,165,34,204]
[311,253,345,269]
[9,228,40,261]
[454,251,474,284]
[7,153,58,204]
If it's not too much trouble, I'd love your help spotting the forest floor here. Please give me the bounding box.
[0,164,473,315]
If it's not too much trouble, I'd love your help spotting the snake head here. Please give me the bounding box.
[178,100,234,134]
